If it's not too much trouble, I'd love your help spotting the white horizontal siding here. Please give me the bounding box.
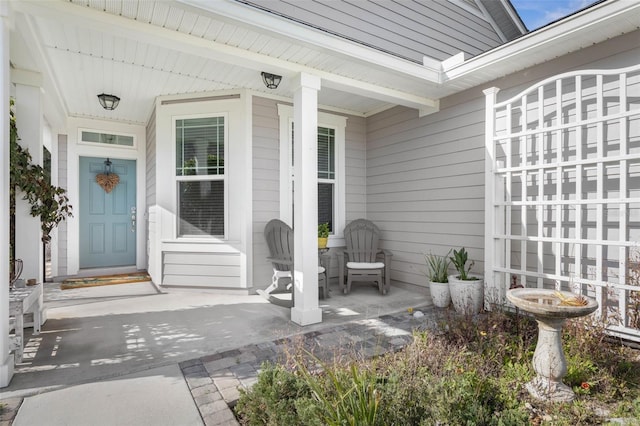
[162,252,241,287]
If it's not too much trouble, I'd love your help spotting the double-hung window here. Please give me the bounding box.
[175,115,226,237]
[278,105,346,242]
[317,127,336,232]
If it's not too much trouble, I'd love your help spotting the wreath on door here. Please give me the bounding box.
[96,158,120,193]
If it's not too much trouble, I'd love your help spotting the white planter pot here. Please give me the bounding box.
[429,281,451,308]
[448,275,484,314]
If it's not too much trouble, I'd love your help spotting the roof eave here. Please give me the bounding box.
[443,0,640,86]
[178,0,442,83]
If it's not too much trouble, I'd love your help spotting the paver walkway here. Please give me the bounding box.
[179,306,439,425]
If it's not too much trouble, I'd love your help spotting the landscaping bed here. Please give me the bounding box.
[235,310,640,425]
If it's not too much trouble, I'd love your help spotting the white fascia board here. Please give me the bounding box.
[444,0,639,82]
[17,0,439,113]
[498,0,528,34]
[472,0,508,43]
[322,75,438,113]
[178,0,442,83]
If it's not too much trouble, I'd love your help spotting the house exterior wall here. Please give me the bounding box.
[243,0,509,62]
[146,107,156,209]
[250,96,367,290]
[251,96,280,291]
[366,30,640,290]
[145,107,156,270]
[152,92,250,288]
[56,134,68,276]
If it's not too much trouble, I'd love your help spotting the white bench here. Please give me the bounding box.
[9,284,43,363]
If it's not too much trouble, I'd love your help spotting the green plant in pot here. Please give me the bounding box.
[448,247,484,314]
[318,223,330,249]
[426,250,451,308]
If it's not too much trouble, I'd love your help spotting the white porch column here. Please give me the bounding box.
[14,80,44,283]
[483,87,502,307]
[0,1,14,387]
[291,73,322,326]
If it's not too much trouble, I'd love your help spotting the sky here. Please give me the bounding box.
[510,0,600,31]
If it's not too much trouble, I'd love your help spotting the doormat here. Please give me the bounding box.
[60,272,151,290]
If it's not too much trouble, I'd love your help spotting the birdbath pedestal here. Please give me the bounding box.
[507,288,598,403]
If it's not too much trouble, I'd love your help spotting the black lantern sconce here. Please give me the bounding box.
[261,72,282,89]
[97,93,121,110]
[104,158,112,174]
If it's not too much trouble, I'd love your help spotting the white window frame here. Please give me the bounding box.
[173,112,229,240]
[277,104,346,246]
[78,127,137,150]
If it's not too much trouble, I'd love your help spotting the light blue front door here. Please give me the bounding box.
[79,157,137,268]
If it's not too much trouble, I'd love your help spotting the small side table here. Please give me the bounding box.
[319,248,331,298]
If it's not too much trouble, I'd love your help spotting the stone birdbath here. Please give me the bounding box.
[507,288,598,402]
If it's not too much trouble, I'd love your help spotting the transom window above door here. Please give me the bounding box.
[80,130,134,147]
[175,115,227,238]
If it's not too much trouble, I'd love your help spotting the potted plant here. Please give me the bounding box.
[425,250,451,308]
[318,223,330,249]
[448,247,484,314]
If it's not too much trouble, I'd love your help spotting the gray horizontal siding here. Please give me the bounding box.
[251,96,367,288]
[163,252,241,287]
[145,108,156,272]
[145,107,156,208]
[345,114,367,221]
[252,96,281,290]
[242,0,505,62]
[366,100,487,289]
[365,30,640,291]
[57,134,68,276]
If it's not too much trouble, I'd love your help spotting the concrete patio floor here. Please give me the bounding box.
[0,279,433,424]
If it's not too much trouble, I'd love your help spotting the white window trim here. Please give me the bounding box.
[277,104,347,246]
[77,127,137,150]
[173,112,229,240]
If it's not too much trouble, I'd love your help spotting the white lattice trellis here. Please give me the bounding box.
[484,64,640,342]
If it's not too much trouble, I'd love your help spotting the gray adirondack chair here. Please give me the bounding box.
[338,219,392,295]
[259,219,328,307]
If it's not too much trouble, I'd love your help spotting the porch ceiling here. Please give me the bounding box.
[11,0,443,126]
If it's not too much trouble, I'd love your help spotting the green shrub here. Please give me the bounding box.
[235,362,315,425]
[236,310,640,425]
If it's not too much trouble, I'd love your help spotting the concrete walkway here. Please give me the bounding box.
[0,280,434,425]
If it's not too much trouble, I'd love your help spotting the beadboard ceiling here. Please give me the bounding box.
[9,0,640,127]
[12,0,443,125]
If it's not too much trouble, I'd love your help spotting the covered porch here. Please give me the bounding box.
[3,279,430,400]
[2,0,640,390]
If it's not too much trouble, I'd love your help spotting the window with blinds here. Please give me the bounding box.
[175,116,225,237]
[290,125,336,232]
[318,127,335,232]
